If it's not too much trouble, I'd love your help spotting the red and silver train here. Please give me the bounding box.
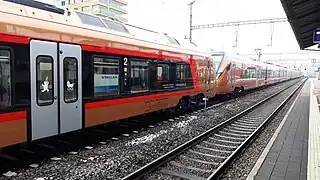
[0,0,302,148]
[212,52,302,95]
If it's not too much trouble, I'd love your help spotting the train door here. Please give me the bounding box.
[207,60,215,97]
[230,63,235,89]
[30,40,82,140]
[59,43,82,134]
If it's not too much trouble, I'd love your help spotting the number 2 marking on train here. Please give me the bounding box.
[124,57,128,66]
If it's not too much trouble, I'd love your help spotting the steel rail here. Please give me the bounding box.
[121,78,306,180]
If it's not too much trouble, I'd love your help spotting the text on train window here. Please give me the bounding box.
[93,56,119,96]
[130,60,149,93]
[36,56,54,106]
[64,57,78,103]
[0,49,11,108]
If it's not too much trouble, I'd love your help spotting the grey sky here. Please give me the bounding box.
[128,0,299,53]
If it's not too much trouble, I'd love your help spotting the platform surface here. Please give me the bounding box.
[307,78,320,180]
[246,78,320,180]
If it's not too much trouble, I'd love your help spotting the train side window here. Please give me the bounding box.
[93,56,119,97]
[0,49,11,108]
[130,60,149,93]
[64,57,78,103]
[151,62,173,90]
[176,64,186,87]
[176,63,193,88]
[185,64,193,86]
[36,56,54,106]
[241,69,248,79]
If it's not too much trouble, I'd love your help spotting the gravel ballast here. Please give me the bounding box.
[0,79,302,180]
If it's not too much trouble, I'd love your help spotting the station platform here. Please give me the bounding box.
[246,78,320,180]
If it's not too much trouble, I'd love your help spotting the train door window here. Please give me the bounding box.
[0,49,11,108]
[64,57,78,103]
[93,56,119,97]
[130,60,149,93]
[36,56,54,106]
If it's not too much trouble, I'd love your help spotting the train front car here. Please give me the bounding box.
[212,52,233,95]
[213,52,268,96]
[0,0,214,148]
[193,55,217,101]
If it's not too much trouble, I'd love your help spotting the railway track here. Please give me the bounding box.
[121,79,306,180]
[0,79,301,176]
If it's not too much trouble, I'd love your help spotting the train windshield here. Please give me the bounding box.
[211,54,224,77]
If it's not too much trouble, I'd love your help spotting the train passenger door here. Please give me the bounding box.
[30,40,82,140]
[59,43,82,134]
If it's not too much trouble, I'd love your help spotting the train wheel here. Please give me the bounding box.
[196,95,202,106]
[234,87,244,94]
[177,98,186,111]
[189,96,198,108]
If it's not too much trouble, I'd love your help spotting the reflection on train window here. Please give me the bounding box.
[185,64,193,85]
[93,56,119,96]
[131,60,148,93]
[157,63,173,89]
[158,64,170,82]
[257,69,263,78]
[247,68,256,78]
[176,64,186,87]
[0,49,11,108]
[267,70,273,78]
[150,63,173,90]
[36,56,54,106]
[64,57,78,103]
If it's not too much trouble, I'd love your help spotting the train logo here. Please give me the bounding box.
[41,77,50,93]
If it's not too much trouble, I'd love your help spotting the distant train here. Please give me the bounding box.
[0,0,302,148]
[212,52,303,95]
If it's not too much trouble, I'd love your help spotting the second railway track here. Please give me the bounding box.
[122,78,307,180]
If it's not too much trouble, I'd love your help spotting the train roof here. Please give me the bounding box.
[212,51,301,71]
[0,0,210,57]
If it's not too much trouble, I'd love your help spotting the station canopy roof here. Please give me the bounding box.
[281,0,320,50]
